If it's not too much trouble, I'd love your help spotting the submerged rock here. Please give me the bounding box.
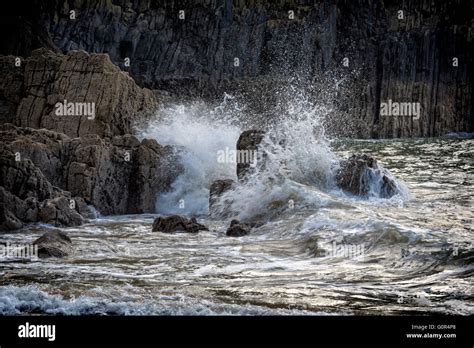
[152,215,208,233]
[335,154,398,198]
[33,230,73,258]
[38,197,84,227]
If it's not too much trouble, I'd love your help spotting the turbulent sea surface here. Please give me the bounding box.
[0,99,473,315]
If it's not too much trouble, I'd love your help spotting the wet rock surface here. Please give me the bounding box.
[152,215,208,233]
[335,154,398,198]
[0,125,182,230]
[33,230,73,258]
[236,129,265,181]
[3,1,471,138]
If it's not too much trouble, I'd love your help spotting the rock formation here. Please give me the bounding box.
[236,129,265,181]
[0,124,182,231]
[0,48,181,231]
[335,154,399,198]
[226,219,262,237]
[152,215,208,233]
[226,219,251,237]
[0,48,157,138]
[0,146,91,230]
[209,179,234,218]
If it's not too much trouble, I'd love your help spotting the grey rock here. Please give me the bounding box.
[4,1,470,138]
[38,197,84,227]
[335,154,398,198]
[226,219,250,237]
[0,125,182,219]
[33,230,73,258]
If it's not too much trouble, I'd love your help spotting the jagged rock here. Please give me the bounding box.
[335,154,398,198]
[236,130,265,181]
[0,202,24,231]
[0,125,182,219]
[152,215,208,233]
[209,179,234,217]
[38,197,84,227]
[33,230,73,258]
[0,147,95,230]
[1,48,157,138]
[226,219,251,237]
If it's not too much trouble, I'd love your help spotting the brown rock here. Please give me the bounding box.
[4,48,157,138]
[209,179,234,217]
[335,154,398,198]
[0,125,182,220]
[33,230,73,258]
[38,197,84,227]
[226,219,251,237]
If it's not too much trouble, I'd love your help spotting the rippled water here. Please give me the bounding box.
[1,137,472,315]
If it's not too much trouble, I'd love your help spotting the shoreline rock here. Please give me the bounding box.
[335,154,398,198]
[0,49,157,138]
[236,129,265,181]
[152,215,208,233]
[0,125,182,231]
[226,219,263,237]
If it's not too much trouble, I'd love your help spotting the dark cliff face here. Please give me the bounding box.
[2,0,473,138]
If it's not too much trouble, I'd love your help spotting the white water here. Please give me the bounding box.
[140,91,408,221]
[140,100,242,215]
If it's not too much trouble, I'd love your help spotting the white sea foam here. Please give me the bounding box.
[0,285,318,315]
[139,89,408,220]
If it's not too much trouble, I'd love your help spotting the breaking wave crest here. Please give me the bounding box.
[139,88,408,220]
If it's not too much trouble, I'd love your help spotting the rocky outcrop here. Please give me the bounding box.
[209,179,235,217]
[152,215,208,233]
[33,230,73,258]
[236,129,265,181]
[3,0,470,138]
[0,125,182,221]
[335,154,399,198]
[0,147,91,230]
[0,48,157,138]
[226,219,263,237]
